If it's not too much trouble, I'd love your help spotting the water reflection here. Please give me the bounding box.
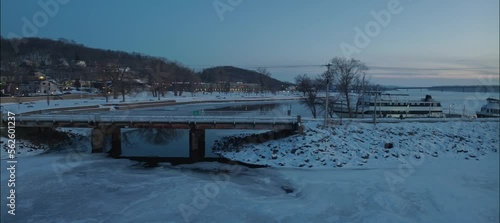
[202,103,289,116]
[205,103,281,112]
[123,128,186,146]
[120,100,307,158]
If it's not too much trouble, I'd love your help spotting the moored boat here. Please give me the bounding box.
[476,98,500,118]
[332,92,443,118]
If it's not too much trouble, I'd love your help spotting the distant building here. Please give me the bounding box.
[0,73,17,95]
[195,82,260,92]
[75,60,86,67]
[18,73,62,96]
[228,82,260,92]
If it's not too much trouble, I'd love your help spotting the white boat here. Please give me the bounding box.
[476,98,500,118]
[331,92,443,118]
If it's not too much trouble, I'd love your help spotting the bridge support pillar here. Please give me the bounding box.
[189,128,205,162]
[91,128,104,153]
[109,127,121,158]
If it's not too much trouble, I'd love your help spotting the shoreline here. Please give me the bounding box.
[1,94,302,115]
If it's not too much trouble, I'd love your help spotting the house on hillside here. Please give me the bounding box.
[0,73,17,96]
[19,72,62,96]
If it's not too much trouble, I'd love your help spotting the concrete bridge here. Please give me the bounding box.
[4,114,303,162]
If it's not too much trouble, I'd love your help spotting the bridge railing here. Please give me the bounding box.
[193,110,287,117]
[9,114,300,124]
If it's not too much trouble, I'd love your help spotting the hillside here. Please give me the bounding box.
[0,37,197,84]
[199,66,291,92]
[1,37,292,95]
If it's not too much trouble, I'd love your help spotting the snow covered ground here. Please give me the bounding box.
[0,146,498,222]
[1,90,499,222]
[1,119,499,222]
[215,121,500,169]
[0,91,301,114]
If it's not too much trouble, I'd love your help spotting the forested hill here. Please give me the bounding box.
[0,37,198,82]
[1,37,291,92]
[200,66,291,90]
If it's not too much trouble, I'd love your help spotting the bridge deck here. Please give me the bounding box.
[7,114,300,130]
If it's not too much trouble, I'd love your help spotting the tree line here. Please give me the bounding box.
[0,37,204,101]
[0,37,289,101]
[295,57,379,118]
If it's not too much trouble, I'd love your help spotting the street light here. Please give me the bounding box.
[448,104,454,117]
[46,88,50,106]
[324,62,332,127]
[16,87,20,109]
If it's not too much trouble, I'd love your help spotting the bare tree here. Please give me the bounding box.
[99,64,127,102]
[295,74,323,118]
[94,63,109,102]
[187,73,201,96]
[294,74,313,96]
[256,67,271,94]
[330,57,368,118]
[116,68,148,102]
[19,51,52,68]
[148,61,171,99]
[352,73,371,115]
[168,62,196,96]
[104,65,122,100]
[115,67,129,101]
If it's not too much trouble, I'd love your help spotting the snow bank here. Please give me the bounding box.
[1,149,498,222]
[0,92,300,114]
[0,128,90,159]
[215,121,500,168]
[0,137,46,159]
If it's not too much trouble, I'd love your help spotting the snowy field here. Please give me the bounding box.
[0,147,498,222]
[1,119,499,222]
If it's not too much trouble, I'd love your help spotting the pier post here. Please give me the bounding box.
[297,115,304,135]
[109,127,122,158]
[189,128,206,162]
[91,128,104,153]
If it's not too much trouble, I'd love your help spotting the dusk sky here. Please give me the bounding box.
[1,0,499,87]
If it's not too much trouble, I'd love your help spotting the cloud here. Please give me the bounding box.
[368,64,499,80]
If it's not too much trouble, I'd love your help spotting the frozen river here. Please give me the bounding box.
[2,89,494,158]
[1,90,498,222]
[106,89,498,158]
[1,151,498,222]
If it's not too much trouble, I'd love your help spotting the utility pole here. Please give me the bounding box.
[373,93,378,124]
[340,100,343,125]
[324,63,332,127]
